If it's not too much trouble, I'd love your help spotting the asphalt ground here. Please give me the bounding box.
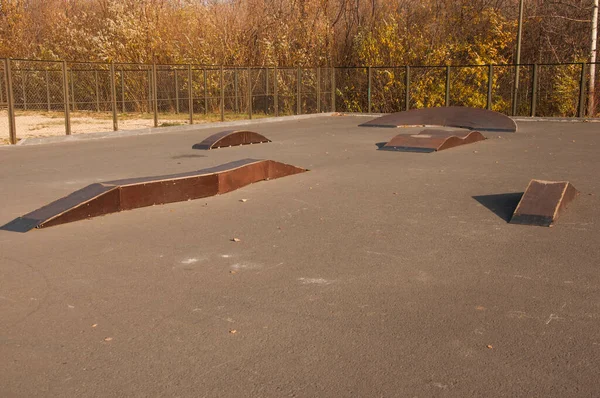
[1,115,599,397]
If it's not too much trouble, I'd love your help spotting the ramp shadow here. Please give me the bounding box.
[375,142,387,149]
[473,193,523,222]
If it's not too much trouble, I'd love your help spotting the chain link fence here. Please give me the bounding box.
[2,59,599,144]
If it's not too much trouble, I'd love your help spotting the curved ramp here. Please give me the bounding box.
[380,129,486,153]
[193,130,271,150]
[3,159,306,231]
[361,107,516,132]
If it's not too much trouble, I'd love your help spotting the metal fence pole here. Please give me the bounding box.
[445,66,451,106]
[175,70,179,114]
[62,61,71,135]
[234,68,239,113]
[188,64,193,125]
[4,59,17,144]
[220,66,225,122]
[247,67,252,120]
[274,66,279,117]
[265,67,270,115]
[367,66,372,113]
[530,64,538,117]
[512,64,519,116]
[405,65,410,111]
[147,69,152,112]
[46,70,51,111]
[110,63,118,131]
[152,63,158,127]
[578,62,587,118]
[70,70,75,112]
[487,65,493,110]
[203,69,208,115]
[331,67,336,112]
[316,67,321,113]
[22,70,27,111]
[95,70,100,112]
[297,67,301,115]
[120,68,125,113]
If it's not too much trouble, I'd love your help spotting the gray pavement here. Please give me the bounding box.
[1,115,599,397]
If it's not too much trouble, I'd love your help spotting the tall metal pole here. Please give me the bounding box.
[588,0,599,116]
[512,0,525,116]
[297,67,301,115]
[4,59,17,144]
[367,66,372,113]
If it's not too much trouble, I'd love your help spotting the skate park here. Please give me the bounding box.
[1,109,599,396]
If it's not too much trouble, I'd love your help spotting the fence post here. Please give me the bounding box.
[152,63,158,127]
[62,61,71,135]
[110,62,118,131]
[22,70,27,111]
[274,66,279,117]
[174,69,179,114]
[188,64,193,125]
[405,65,410,111]
[203,69,208,115]
[445,65,451,107]
[46,69,51,112]
[120,68,125,113]
[71,70,77,112]
[316,67,321,113]
[247,67,252,120]
[95,70,100,112]
[487,65,493,110]
[234,68,239,113]
[578,62,587,118]
[530,64,538,117]
[4,59,17,144]
[147,69,152,113]
[367,66,372,113]
[220,66,225,122]
[331,67,336,112]
[297,67,301,115]
[265,67,270,115]
[512,64,520,116]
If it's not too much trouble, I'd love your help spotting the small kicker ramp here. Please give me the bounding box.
[193,130,271,150]
[2,159,306,231]
[510,180,579,227]
[379,129,486,153]
[360,106,517,132]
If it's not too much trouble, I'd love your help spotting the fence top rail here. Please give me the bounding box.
[2,58,599,70]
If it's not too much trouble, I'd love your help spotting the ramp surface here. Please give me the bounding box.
[380,129,486,153]
[4,159,306,231]
[361,106,517,132]
[510,179,579,227]
[192,130,271,150]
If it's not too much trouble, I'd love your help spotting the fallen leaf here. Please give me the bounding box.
[476,306,486,311]
[92,324,98,328]
[230,270,237,274]
[104,337,113,342]
[231,238,241,242]
[486,344,493,349]
[239,199,248,202]
[229,330,237,334]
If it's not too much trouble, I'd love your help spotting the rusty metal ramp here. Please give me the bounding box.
[379,129,486,153]
[361,107,517,132]
[2,159,306,231]
[510,180,579,227]
[193,130,271,150]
